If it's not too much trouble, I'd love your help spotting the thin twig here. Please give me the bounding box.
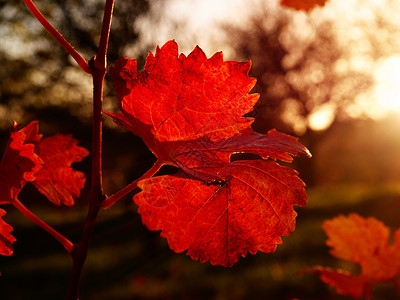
[65,1,114,299]
[102,160,164,209]
[12,198,74,254]
[22,0,90,74]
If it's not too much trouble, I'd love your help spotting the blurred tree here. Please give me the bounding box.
[0,0,150,130]
[0,0,154,195]
[224,7,375,185]
[116,0,400,186]
[227,12,374,134]
[315,117,400,185]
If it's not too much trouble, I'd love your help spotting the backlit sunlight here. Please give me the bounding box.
[373,55,400,114]
[135,0,400,133]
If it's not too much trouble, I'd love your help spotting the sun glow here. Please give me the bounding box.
[372,55,400,114]
[308,104,335,131]
[135,0,400,130]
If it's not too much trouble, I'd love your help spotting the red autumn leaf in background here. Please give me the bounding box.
[301,214,400,299]
[108,40,311,266]
[32,134,89,206]
[0,122,43,204]
[0,208,16,257]
[0,121,89,206]
[302,267,371,299]
[280,0,328,12]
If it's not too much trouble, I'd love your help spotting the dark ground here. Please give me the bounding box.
[1,182,399,300]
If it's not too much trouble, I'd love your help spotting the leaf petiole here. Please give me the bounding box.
[12,198,74,254]
[22,0,90,74]
[101,160,164,209]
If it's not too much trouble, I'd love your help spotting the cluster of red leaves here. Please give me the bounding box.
[108,40,311,267]
[280,0,328,12]
[0,121,88,259]
[302,213,400,299]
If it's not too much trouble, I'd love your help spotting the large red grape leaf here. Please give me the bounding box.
[0,208,16,257]
[107,41,310,172]
[109,41,310,266]
[107,40,259,160]
[280,0,328,12]
[0,122,43,204]
[302,214,400,299]
[134,160,307,267]
[33,134,89,206]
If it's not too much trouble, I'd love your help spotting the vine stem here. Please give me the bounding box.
[22,0,90,74]
[65,71,105,300]
[95,0,114,70]
[66,1,114,299]
[12,198,74,253]
[102,160,164,209]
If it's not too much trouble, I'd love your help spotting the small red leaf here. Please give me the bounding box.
[0,121,88,206]
[33,134,89,206]
[324,214,400,281]
[134,160,307,267]
[0,208,16,257]
[302,214,400,299]
[280,0,328,12]
[0,121,43,204]
[301,267,371,299]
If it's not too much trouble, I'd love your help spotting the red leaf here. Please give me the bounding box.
[109,41,310,266]
[0,208,16,257]
[108,40,310,171]
[0,121,88,206]
[300,267,371,299]
[280,0,328,12]
[302,214,400,299]
[134,160,307,267]
[324,214,400,281]
[175,128,311,181]
[33,134,89,206]
[0,122,43,204]
[108,40,259,158]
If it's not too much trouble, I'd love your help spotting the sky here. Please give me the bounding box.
[133,0,400,131]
